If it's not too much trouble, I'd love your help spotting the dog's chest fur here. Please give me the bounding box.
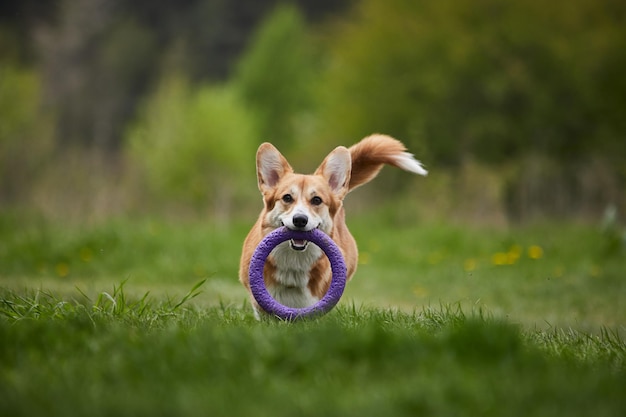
[266,241,324,307]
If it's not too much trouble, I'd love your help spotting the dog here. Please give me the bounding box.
[239,134,427,318]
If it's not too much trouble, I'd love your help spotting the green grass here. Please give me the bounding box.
[1,210,624,331]
[1,287,625,417]
[347,210,626,331]
[1,210,625,416]
[0,212,244,302]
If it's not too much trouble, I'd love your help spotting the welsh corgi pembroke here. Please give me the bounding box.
[239,134,427,318]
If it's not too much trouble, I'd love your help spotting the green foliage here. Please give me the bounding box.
[0,65,53,202]
[234,5,317,151]
[126,75,257,210]
[1,288,625,417]
[318,0,626,166]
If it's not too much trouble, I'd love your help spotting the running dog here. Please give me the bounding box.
[239,134,427,318]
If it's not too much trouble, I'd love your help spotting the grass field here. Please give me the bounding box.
[1,209,625,416]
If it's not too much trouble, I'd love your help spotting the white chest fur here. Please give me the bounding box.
[267,241,323,308]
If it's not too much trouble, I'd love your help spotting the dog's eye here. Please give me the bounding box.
[282,194,293,203]
[310,196,323,206]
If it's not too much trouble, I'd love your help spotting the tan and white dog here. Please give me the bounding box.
[239,134,427,318]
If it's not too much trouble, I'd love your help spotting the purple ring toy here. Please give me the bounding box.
[248,226,347,321]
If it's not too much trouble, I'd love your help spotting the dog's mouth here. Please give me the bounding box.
[289,239,309,251]
[279,220,321,251]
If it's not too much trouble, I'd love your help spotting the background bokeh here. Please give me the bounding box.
[1,0,624,224]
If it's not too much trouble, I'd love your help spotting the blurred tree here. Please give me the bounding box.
[126,75,257,218]
[234,5,316,151]
[0,0,56,64]
[0,65,53,204]
[36,0,158,151]
[0,0,352,217]
[2,0,351,152]
[318,0,626,168]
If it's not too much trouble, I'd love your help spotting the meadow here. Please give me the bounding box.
[1,209,625,416]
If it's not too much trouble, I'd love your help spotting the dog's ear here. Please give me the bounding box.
[256,143,293,193]
[315,146,352,199]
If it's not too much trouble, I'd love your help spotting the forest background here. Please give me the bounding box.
[1,0,625,225]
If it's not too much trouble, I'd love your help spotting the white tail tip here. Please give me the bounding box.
[393,152,428,176]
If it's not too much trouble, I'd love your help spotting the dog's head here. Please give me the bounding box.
[256,143,351,251]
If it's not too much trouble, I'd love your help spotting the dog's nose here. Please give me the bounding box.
[292,214,308,229]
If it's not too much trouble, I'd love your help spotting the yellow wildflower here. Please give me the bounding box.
[528,245,544,260]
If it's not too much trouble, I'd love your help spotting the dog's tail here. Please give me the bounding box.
[348,134,427,192]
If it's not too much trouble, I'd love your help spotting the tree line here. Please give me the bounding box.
[1,0,624,221]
